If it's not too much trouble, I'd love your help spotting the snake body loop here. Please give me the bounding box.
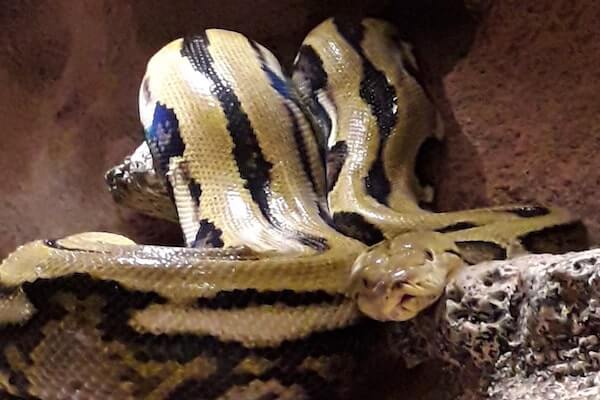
[0,17,587,400]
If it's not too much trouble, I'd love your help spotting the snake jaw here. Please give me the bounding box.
[354,274,445,322]
[350,232,464,322]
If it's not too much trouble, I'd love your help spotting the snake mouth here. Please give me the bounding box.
[399,293,415,304]
[394,291,439,315]
[354,278,443,322]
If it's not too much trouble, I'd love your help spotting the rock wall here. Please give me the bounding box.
[431,0,600,246]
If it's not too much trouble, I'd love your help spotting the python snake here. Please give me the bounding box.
[0,17,587,400]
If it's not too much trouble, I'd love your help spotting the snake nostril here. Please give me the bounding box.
[424,250,434,261]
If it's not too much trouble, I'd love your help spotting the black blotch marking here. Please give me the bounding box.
[192,219,224,248]
[455,241,507,265]
[284,102,322,200]
[0,279,71,397]
[364,157,391,207]
[334,17,397,206]
[181,34,328,252]
[0,273,375,399]
[0,285,17,295]
[145,102,185,178]
[317,203,337,230]
[43,239,103,253]
[162,321,373,400]
[505,206,550,218]
[332,16,364,49]
[332,212,384,246]
[327,141,348,192]
[249,39,324,204]
[435,221,478,233]
[247,39,290,99]
[166,368,337,400]
[414,136,444,204]
[519,221,589,254]
[181,34,271,223]
[195,289,343,310]
[293,44,332,147]
[263,369,338,400]
[188,179,201,208]
[165,377,248,400]
[296,234,329,252]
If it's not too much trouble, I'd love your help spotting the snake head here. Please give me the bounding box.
[350,232,464,321]
[104,142,178,222]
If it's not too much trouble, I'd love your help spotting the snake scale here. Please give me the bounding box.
[0,17,588,400]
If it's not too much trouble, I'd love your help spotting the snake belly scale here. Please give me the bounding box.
[0,17,587,400]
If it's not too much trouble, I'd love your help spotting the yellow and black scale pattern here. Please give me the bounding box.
[0,17,588,400]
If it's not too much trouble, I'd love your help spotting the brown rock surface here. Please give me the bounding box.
[0,0,598,257]
[429,0,600,243]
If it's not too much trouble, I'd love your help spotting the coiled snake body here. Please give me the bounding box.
[0,18,587,400]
